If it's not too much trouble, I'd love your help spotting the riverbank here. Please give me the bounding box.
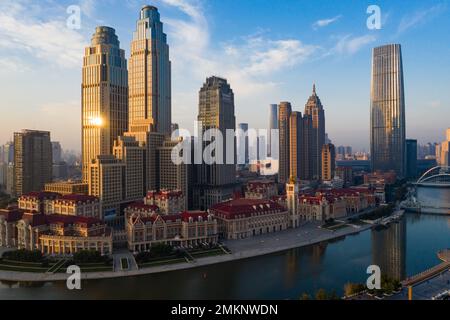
[0,221,374,283]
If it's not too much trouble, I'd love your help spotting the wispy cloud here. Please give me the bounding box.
[313,15,342,30]
[0,0,89,69]
[333,34,376,55]
[397,4,447,34]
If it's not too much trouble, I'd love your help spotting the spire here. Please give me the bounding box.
[312,83,316,95]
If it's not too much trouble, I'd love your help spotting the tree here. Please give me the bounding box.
[315,288,329,300]
[299,293,311,300]
[344,283,365,296]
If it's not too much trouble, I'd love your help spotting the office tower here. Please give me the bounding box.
[5,163,14,195]
[82,26,128,182]
[437,128,450,166]
[113,136,145,201]
[13,130,52,196]
[370,44,406,177]
[158,139,189,209]
[304,84,325,180]
[88,155,125,219]
[2,142,14,164]
[278,102,292,183]
[268,104,278,157]
[237,123,249,165]
[345,146,352,158]
[289,111,303,180]
[129,5,171,135]
[405,139,417,178]
[321,143,336,181]
[195,76,236,209]
[0,163,6,189]
[52,142,62,164]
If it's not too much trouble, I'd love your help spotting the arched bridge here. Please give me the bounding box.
[416,166,450,187]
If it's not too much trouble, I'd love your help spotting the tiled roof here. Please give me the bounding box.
[210,198,286,219]
[127,201,159,212]
[19,192,61,201]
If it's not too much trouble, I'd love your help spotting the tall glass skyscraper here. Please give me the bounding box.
[268,104,278,157]
[370,44,406,176]
[129,5,172,135]
[81,26,128,182]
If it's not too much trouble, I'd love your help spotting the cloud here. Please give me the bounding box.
[0,0,89,69]
[333,34,376,55]
[312,15,342,30]
[397,4,447,34]
[0,57,30,72]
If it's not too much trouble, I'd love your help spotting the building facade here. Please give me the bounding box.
[211,198,289,240]
[44,181,89,195]
[278,102,292,184]
[195,76,237,210]
[14,130,52,196]
[81,26,128,182]
[321,143,336,181]
[370,44,406,177]
[128,5,171,135]
[304,85,326,180]
[268,104,278,157]
[145,190,186,215]
[126,211,218,252]
[405,139,417,178]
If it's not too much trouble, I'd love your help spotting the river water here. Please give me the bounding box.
[0,189,449,300]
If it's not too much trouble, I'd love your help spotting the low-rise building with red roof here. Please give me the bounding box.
[126,210,217,252]
[145,190,186,214]
[210,198,289,240]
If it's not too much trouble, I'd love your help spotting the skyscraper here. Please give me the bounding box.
[14,130,52,196]
[370,44,406,177]
[195,76,236,209]
[304,84,325,180]
[321,143,336,181]
[129,5,171,135]
[237,123,249,165]
[278,102,292,183]
[289,111,303,181]
[82,26,128,182]
[268,104,278,157]
[51,142,62,164]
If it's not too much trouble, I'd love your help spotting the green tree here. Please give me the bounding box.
[299,293,311,300]
[315,288,329,300]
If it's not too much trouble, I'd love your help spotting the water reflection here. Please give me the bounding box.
[372,219,407,281]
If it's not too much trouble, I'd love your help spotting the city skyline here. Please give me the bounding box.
[1,0,449,152]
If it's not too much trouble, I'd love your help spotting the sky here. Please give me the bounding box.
[0,0,449,152]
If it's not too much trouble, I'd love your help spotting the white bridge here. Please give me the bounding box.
[416,166,450,187]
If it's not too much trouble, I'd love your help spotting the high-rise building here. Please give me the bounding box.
[129,5,171,135]
[237,123,249,165]
[158,139,189,210]
[113,136,145,201]
[52,142,62,164]
[370,44,406,177]
[195,76,237,210]
[82,26,128,182]
[2,142,14,164]
[14,130,53,196]
[405,139,417,178]
[304,84,325,180]
[436,128,450,166]
[88,155,125,220]
[268,104,278,157]
[278,102,292,183]
[321,143,336,181]
[289,111,303,181]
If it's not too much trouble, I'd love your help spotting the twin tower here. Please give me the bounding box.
[81,5,171,183]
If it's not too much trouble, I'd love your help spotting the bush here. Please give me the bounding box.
[135,244,175,263]
[73,250,108,264]
[2,249,43,262]
[344,283,366,296]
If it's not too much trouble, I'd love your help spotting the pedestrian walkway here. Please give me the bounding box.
[112,251,138,271]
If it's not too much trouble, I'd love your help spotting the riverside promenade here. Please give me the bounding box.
[0,221,373,283]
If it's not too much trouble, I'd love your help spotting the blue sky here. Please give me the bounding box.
[0,0,449,152]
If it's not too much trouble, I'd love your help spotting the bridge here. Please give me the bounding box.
[416,166,450,187]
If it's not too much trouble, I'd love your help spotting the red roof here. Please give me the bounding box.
[146,190,183,200]
[127,201,159,212]
[181,211,209,222]
[210,198,286,219]
[21,212,102,227]
[19,192,61,201]
[55,194,99,203]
